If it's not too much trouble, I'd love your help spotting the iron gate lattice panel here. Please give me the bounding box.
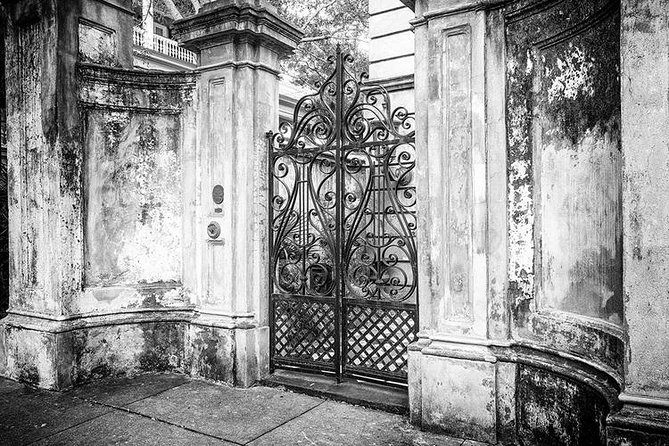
[268,48,418,384]
[344,302,416,380]
[272,296,336,371]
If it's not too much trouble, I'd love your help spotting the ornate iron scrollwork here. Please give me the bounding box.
[268,47,418,383]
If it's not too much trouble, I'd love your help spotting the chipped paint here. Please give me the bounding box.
[547,45,596,103]
[506,0,622,327]
[85,111,183,287]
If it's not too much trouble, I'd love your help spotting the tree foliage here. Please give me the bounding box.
[266,0,369,88]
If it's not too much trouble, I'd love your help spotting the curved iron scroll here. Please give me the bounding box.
[267,47,417,383]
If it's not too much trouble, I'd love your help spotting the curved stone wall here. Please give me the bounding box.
[410,0,627,443]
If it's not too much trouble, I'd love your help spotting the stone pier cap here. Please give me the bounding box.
[171,0,303,56]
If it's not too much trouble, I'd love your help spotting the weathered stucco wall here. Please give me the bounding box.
[84,112,182,287]
[504,1,625,443]
[619,0,669,399]
[504,0,625,379]
[3,0,85,317]
[1,0,300,390]
[607,0,669,444]
[410,0,627,443]
[0,5,7,317]
[517,365,608,445]
[78,0,133,68]
[77,66,197,315]
[69,321,187,385]
[536,17,622,324]
[0,0,201,388]
[506,0,622,322]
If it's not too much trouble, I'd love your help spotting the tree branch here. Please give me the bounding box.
[161,0,183,19]
[301,0,339,30]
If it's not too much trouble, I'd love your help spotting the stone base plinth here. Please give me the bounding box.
[0,312,270,390]
[409,339,513,444]
[607,401,669,445]
[409,338,619,445]
[186,316,269,386]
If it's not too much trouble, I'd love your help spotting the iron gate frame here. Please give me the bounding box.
[267,47,418,385]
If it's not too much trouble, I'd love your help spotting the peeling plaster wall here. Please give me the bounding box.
[504,0,624,371]
[517,365,608,445]
[535,22,622,325]
[3,0,85,317]
[1,0,296,390]
[410,1,625,442]
[79,0,133,68]
[185,325,235,384]
[76,66,197,316]
[69,322,186,385]
[0,58,200,387]
[84,112,183,289]
[2,326,58,388]
[51,65,200,384]
[502,1,625,442]
[506,0,622,319]
[0,6,7,316]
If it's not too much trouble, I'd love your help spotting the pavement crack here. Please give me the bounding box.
[23,409,112,446]
[79,398,244,446]
[242,399,326,445]
[72,378,192,408]
[66,380,241,445]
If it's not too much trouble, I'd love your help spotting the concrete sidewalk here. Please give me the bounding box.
[0,373,487,446]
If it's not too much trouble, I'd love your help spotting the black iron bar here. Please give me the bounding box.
[334,46,344,383]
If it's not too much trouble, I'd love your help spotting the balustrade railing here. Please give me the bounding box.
[133,27,144,47]
[153,34,198,65]
[133,27,198,66]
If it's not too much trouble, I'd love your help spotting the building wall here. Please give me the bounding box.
[369,0,414,82]
[406,0,661,443]
[369,0,415,111]
[78,67,197,317]
[0,0,301,390]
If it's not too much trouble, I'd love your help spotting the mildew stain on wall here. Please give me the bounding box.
[505,0,622,325]
[84,110,183,289]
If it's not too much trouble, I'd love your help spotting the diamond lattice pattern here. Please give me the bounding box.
[273,298,336,365]
[344,304,416,377]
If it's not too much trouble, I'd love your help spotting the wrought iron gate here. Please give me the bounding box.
[267,49,418,384]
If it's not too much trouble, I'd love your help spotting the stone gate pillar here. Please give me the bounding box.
[409,1,510,443]
[172,0,302,386]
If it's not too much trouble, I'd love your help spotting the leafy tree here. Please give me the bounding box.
[266,0,369,88]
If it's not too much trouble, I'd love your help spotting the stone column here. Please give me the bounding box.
[608,0,669,443]
[172,0,302,386]
[409,1,510,442]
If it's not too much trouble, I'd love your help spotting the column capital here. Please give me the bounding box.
[172,0,303,60]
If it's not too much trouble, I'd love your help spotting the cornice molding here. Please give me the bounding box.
[171,1,303,56]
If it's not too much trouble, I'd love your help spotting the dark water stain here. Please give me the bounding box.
[189,328,233,382]
[518,365,608,446]
[138,323,184,372]
[17,362,39,387]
